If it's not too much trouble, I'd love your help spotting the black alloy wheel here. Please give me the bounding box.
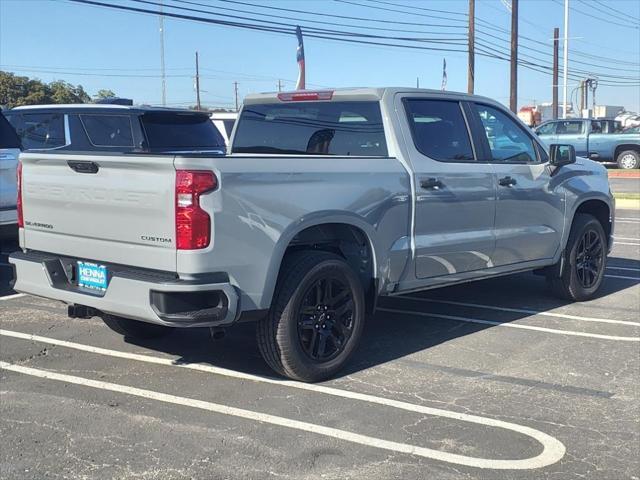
[297,276,355,362]
[575,229,604,288]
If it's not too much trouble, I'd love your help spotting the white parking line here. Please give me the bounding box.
[0,293,25,301]
[616,217,640,221]
[396,297,640,327]
[615,220,640,224]
[614,237,640,241]
[377,309,640,342]
[607,266,640,272]
[614,242,640,247]
[605,274,640,281]
[0,330,565,469]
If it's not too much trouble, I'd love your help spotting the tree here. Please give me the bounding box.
[0,71,91,108]
[95,89,116,99]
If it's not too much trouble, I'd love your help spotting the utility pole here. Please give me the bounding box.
[563,0,569,118]
[195,51,201,111]
[552,27,559,119]
[509,0,518,113]
[416,77,419,88]
[159,1,166,106]
[233,81,239,112]
[579,80,585,113]
[277,79,283,92]
[468,0,475,94]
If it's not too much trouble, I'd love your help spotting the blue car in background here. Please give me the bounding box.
[535,118,640,169]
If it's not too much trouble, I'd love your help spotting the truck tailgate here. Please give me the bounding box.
[20,153,177,271]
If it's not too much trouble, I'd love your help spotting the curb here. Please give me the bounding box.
[608,171,640,179]
[615,198,640,210]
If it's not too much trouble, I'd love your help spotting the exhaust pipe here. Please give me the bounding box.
[209,327,226,340]
[67,304,99,319]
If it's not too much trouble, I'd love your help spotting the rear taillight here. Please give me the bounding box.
[16,162,23,228]
[175,170,216,250]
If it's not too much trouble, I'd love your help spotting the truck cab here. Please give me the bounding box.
[535,118,640,168]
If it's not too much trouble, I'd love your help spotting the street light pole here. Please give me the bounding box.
[563,0,569,118]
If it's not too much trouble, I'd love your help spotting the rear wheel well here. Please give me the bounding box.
[282,223,376,313]
[574,200,611,248]
[614,144,640,159]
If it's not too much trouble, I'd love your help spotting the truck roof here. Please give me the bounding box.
[243,87,498,105]
[10,104,202,115]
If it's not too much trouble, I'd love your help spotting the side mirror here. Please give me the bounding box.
[549,144,576,167]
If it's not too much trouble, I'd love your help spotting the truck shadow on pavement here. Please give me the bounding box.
[124,261,639,381]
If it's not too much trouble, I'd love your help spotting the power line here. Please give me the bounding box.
[348,0,639,68]
[70,0,469,53]
[592,0,640,20]
[166,0,467,40]
[68,0,639,87]
[169,0,467,37]
[579,0,640,24]
[550,0,639,30]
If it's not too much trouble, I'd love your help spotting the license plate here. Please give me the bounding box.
[77,261,108,290]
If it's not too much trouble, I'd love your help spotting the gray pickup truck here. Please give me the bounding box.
[10,88,615,382]
[535,118,640,169]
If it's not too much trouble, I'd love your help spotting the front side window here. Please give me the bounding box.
[233,101,387,156]
[404,99,474,162]
[556,121,583,135]
[474,104,538,163]
[80,114,134,147]
[19,113,66,150]
[536,122,556,135]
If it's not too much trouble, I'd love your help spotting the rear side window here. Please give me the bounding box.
[0,112,21,149]
[404,99,474,162]
[18,113,66,150]
[80,114,134,147]
[222,119,235,137]
[142,113,225,151]
[233,101,387,156]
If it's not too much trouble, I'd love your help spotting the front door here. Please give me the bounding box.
[470,103,565,266]
[555,119,588,157]
[398,96,496,281]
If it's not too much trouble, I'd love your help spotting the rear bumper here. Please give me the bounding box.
[9,251,239,328]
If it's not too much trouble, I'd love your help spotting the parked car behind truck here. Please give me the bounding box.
[0,112,21,233]
[10,88,615,382]
[535,118,640,169]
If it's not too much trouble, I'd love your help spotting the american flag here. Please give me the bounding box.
[295,26,305,90]
[441,58,447,91]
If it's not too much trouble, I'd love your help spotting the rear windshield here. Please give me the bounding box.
[232,101,388,156]
[141,112,225,151]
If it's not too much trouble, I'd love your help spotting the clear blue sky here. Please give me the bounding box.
[1,0,639,111]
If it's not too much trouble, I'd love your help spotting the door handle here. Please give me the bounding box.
[498,176,517,187]
[420,178,444,190]
[67,160,99,174]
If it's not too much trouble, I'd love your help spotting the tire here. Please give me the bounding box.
[101,314,174,340]
[257,250,366,382]
[547,213,607,301]
[616,150,639,169]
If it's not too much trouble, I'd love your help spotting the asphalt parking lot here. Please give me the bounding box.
[0,210,638,480]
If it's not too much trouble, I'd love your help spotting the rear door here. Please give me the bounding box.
[0,112,22,224]
[470,102,564,266]
[399,96,496,280]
